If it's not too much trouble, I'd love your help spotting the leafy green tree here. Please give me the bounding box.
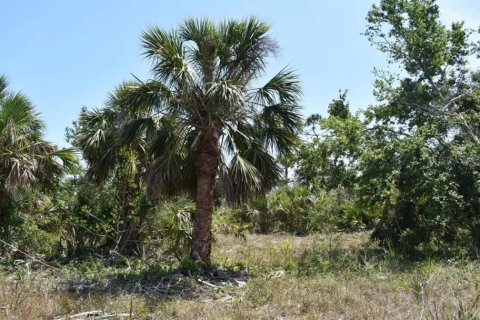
[361,0,480,255]
[297,91,363,191]
[293,92,375,231]
[0,75,77,241]
[103,18,303,266]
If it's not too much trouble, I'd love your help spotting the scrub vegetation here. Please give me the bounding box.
[1,0,480,319]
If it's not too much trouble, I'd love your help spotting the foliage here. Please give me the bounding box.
[296,91,363,191]
[3,175,196,263]
[82,17,303,266]
[291,92,377,233]
[2,233,480,319]
[233,184,371,234]
[3,0,480,270]
[143,197,194,262]
[360,0,480,256]
[71,103,149,256]
[0,76,78,245]
[51,176,118,258]
[6,191,59,257]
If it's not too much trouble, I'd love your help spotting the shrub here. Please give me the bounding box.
[235,184,375,234]
[143,197,194,262]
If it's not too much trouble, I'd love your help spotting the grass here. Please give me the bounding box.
[0,232,479,319]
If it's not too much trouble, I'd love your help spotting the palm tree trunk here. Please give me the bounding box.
[0,189,10,246]
[191,133,219,267]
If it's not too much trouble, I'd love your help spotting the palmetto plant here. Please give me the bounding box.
[83,18,303,266]
[0,75,77,240]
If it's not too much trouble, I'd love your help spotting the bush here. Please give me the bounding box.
[233,184,375,235]
[143,197,194,262]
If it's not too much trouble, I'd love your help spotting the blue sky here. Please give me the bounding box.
[1,0,479,147]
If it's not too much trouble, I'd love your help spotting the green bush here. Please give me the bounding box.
[233,184,375,234]
[143,197,194,262]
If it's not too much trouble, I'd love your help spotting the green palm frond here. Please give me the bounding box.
[221,121,253,155]
[120,117,157,145]
[141,26,194,86]
[85,147,118,181]
[218,17,276,81]
[179,18,216,44]
[251,68,302,105]
[231,153,261,185]
[243,141,281,189]
[248,67,303,155]
[114,80,174,116]
[0,79,76,191]
[179,18,218,83]
[0,75,8,100]
[259,120,302,156]
[0,93,44,140]
[73,107,122,181]
[48,147,79,172]
[146,143,196,198]
[147,151,184,196]
[206,80,246,116]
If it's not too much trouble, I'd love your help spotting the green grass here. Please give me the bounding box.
[0,232,479,319]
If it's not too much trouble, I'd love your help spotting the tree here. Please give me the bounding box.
[361,0,480,255]
[100,18,303,266]
[0,75,77,241]
[297,91,363,191]
[72,100,146,255]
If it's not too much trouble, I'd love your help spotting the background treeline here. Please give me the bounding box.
[1,0,480,266]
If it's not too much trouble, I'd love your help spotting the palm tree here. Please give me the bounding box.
[73,101,146,255]
[0,75,77,240]
[98,18,303,266]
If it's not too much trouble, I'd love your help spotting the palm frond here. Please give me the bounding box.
[218,17,277,81]
[221,121,254,155]
[141,26,194,86]
[0,75,8,99]
[48,148,79,172]
[4,154,37,189]
[0,93,44,140]
[75,108,113,160]
[0,78,75,191]
[147,151,184,197]
[112,80,174,116]
[145,118,195,198]
[251,68,302,106]
[229,153,261,189]
[243,141,282,190]
[206,80,245,114]
[119,117,157,145]
[259,124,302,156]
[179,18,218,83]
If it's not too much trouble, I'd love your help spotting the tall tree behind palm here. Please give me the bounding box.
[99,18,303,266]
[0,75,77,240]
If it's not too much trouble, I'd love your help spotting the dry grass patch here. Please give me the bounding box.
[0,232,479,319]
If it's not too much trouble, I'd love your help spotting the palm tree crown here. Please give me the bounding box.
[0,76,77,190]
[0,75,78,239]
